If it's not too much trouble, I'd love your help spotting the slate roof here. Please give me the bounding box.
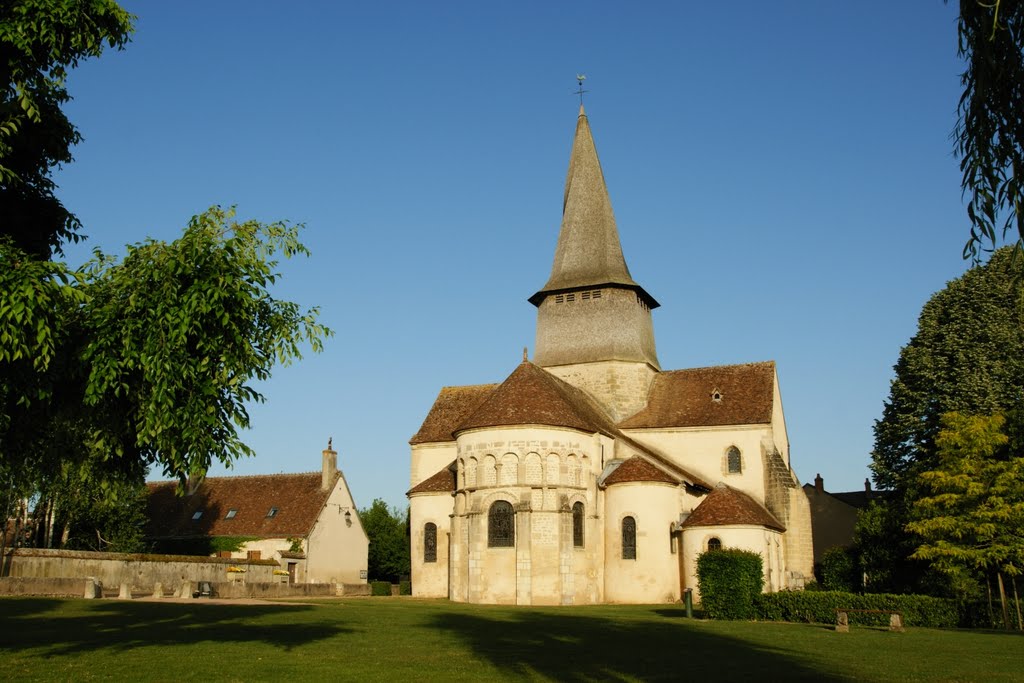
[680,484,785,532]
[602,456,677,486]
[146,473,336,538]
[529,106,657,309]
[619,362,776,429]
[409,384,498,445]
[407,462,457,495]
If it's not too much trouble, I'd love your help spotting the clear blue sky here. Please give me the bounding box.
[54,1,978,510]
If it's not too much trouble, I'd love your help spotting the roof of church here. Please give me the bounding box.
[529,106,657,309]
[145,473,336,538]
[619,361,776,429]
[680,484,785,532]
[407,462,457,495]
[409,383,499,445]
[456,360,623,436]
[602,456,678,486]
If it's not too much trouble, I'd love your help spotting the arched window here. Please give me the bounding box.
[488,501,514,547]
[622,516,637,560]
[572,502,584,548]
[727,446,742,474]
[707,537,722,551]
[424,523,437,563]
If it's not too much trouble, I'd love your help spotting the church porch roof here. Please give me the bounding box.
[410,384,499,445]
[681,484,785,532]
[407,462,457,496]
[601,456,678,486]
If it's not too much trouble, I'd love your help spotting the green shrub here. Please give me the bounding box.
[754,590,958,628]
[399,580,412,596]
[370,581,391,596]
[696,549,763,620]
[820,547,859,592]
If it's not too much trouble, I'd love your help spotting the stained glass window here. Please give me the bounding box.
[708,537,722,551]
[488,501,514,547]
[727,446,742,474]
[622,516,636,560]
[424,523,437,563]
[572,502,584,548]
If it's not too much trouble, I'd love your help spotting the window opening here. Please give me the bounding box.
[708,537,722,551]
[727,446,742,474]
[424,523,437,562]
[191,511,203,521]
[572,502,584,548]
[225,509,237,520]
[488,501,515,547]
[622,516,637,560]
[266,507,278,518]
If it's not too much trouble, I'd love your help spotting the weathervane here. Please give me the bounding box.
[575,74,588,106]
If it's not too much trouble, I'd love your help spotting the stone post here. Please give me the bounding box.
[83,578,101,599]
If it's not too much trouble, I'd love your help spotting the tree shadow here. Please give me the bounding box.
[0,598,349,656]
[428,606,853,682]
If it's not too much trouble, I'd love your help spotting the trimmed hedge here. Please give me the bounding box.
[370,581,391,596]
[820,547,859,592]
[754,590,958,628]
[697,549,763,620]
[399,580,411,596]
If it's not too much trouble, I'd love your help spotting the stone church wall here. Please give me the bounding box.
[603,482,680,603]
[545,360,658,422]
[409,492,454,597]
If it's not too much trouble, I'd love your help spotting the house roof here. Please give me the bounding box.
[407,462,457,495]
[602,456,677,486]
[681,484,785,532]
[409,384,498,445]
[619,362,776,429]
[145,472,337,538]
[529,106,657,309]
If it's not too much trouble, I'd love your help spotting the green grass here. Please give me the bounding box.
[1,597,1022,682]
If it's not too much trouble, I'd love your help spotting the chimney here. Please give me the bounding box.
[814,473,824,493]
[864,478,872,498]
[322,437,338,491]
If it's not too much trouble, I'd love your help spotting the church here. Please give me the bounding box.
[407,105,814,605]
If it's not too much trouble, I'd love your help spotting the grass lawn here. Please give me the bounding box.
[1,597,1021,682]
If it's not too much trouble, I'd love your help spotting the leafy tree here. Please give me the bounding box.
[907,412,1024,628]
[954,1,1024,259]
[1,0,135,257]
[359,498,410,583]
[866,247,1024,593]
[820,546,860,593]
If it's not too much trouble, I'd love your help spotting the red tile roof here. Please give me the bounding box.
[602,456,677,486]
[408,463,457,495]
[681,484,785,532]
[619,362,776,429]
[145,473,336,538]
[409,384,498,445]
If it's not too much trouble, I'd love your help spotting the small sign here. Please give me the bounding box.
[359,570,368,579]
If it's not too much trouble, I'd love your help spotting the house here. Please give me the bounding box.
[802,474,879,566]
[407,105,814,605]
[146,442,368,585]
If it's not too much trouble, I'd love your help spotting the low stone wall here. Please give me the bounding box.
[0,577,87,597]
[5,548,280,592]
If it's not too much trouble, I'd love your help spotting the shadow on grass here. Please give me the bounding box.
[0,598,348,656]
[429,606,850,682]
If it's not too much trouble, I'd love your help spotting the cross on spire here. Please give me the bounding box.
[575,74,588,107]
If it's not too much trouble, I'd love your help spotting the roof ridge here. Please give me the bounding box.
[146,471,320,485]
[659,360,776,375]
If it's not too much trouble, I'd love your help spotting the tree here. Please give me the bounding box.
[866,246,1024,593]
[1,0,135,257]
[954,1,1024,259]
[907,412,1024,629]
[359,498,410,583]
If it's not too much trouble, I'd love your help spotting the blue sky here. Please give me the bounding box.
[54,1,977,510]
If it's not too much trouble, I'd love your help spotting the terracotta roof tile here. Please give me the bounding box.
[602,456,677,486]
[145,473,335,538]
[410,384,498,445]
[620,362,776,429]
[408,463,456,495]
[681,484,785,532]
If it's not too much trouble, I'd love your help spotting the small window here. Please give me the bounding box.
[191,511,203,521]
[488,501,514,548]
[622,516,636,560]
[225,509,237,520]
[727,446,742,474]
[555,294,565,304]
[711,388,723,402]
[572,502,584,548]
[266,507,278,518]
[566,293,576,302]
[424,523,437,563]
[592,290,602,299]
[708,537,722,551]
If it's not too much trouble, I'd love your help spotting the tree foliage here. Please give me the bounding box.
[359,498,410,583]
[0,0,134,257]
[955,0,1024,259]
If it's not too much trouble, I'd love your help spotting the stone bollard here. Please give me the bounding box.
[83,578,102,599]
[835,610,849,633]
[118,582,132,599]
[179,581,192,599]
[152,582,163,599]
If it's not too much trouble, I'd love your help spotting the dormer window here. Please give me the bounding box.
[225,509,237,520]
[266,507,278,518]
[711,388,723,402]
[191,511,203,521]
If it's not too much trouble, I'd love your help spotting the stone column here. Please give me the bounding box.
[515,504,532,605]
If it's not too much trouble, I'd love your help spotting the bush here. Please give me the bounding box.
[820,547,859,592]
[754,590,958,628]
[399,580,412,596]
[696,549,763,620]
[370,581,391,597]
